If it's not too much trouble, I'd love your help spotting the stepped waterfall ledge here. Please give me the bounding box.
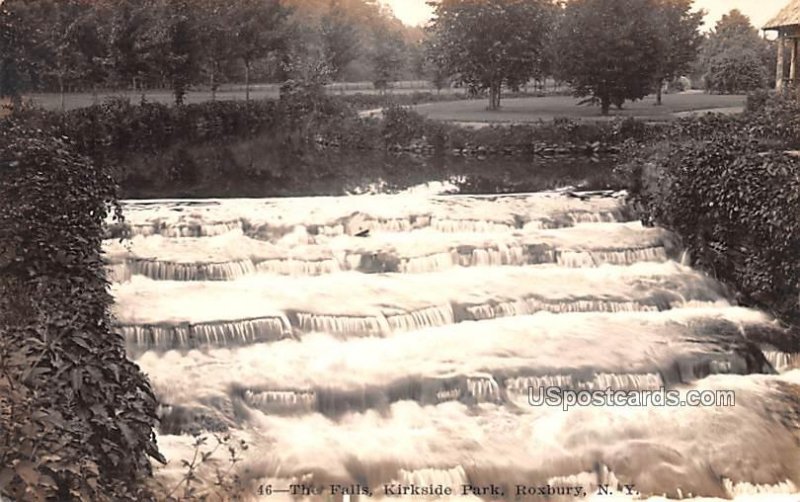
[103,189,800,501]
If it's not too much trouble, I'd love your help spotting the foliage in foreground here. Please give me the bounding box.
[0,122,163,500]
[620,93,800,323]
[154,434,250,501]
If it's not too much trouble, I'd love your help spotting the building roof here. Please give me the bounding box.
[764,0,800,30]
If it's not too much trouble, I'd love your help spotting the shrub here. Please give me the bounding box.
[0,120,163,500]
[703,50,767,94]
[382,105,428,146]
[620,95,800,324]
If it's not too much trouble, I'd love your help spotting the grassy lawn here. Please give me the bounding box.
[23,84,457,112]
[413,92,746,123]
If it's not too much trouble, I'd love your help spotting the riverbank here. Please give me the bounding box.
[618,91,800,327]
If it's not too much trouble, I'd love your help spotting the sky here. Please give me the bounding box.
[379,0,790,32]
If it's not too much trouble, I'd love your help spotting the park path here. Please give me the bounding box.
[105,188,800,500]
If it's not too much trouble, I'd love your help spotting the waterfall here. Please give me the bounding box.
[129,258,256,281]
[464,298,659,321]
[763,351,800,372]
[112,193,800,501]
[294,312,390,336]
[505,373,664,393]
[386,305,455,332]
[399,252,457,274]
[457,245,527,267]
[556,247,667,268]
[395,466,469,488]
[466,375,501,403]
[243,389,317,414]
[431,218,515,233]
[106,262,131,283]
[122,316,291,352]
[723,479,799,497]
[126,220,243,238]
[255,258,341,276]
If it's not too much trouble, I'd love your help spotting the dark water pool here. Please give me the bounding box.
[119,136,622,199]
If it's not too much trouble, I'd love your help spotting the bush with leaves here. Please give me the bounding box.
[0,120,163,500]
[620,97,800,324]
[154,434,250,501]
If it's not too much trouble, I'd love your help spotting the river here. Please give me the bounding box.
[105,177,800,501]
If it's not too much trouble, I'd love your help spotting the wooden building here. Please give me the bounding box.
[764,0,800,92]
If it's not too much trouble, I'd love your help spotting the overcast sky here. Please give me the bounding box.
[379,0,789,31]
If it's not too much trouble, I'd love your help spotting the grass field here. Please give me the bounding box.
[23,84,460,112]
[411,92,746,123]
[21,85,745,124]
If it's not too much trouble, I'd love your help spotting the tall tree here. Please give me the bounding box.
[230,0,292,101]
[147,0,202,105]
[197,0,235,100]
[652,0,704,105]
[319,0,361,81]
[0,0,29,106]
[427,0,551,110]
[696,10,772,93]
[106,0,153,90]
[557,0,663,115]
[33,0,106,110]
[370,25,405,92]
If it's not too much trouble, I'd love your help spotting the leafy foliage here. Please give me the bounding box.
[556,0,666,114]
[620,95,800,323]
[651,0,704,104]
[695,10,772,93]
[370,26,406,92]
[320,0,361,81]
[155,434,249,501]
[0,120,162,500]
[426,0,554,110]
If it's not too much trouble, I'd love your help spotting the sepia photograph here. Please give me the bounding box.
[1,0,800,500]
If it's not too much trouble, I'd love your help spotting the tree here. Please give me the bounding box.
[0,0,28,106]
[146,0,203,106]
[106,0,154,90]
[370,26,405,92]
[196,0,235,100]
[557,0,663,115]
[320,0,360,81]
[28,0,106,110]
[230,0,292,101]
[652,0,704,105]
[427,0,551,110]
[696,10,771,93]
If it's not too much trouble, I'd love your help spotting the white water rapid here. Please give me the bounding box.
[105,190,800,501]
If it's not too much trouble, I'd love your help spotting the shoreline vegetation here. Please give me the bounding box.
[6,86,798,333]
[1,0,795,498]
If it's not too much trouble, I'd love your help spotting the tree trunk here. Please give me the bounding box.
[245,62,251,102]
[488,81,501,110]
[58,75,65,112]
[656,79,663,106]
[210,70,216,102]
[600,94,610,116]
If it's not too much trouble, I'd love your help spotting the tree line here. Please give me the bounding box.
[0,0,780,114]
[0,0,424,106]
[427,0,775,113]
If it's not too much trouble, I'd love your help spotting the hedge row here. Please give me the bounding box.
[621,92,800,324]
[336,88,573,110]
[318,104,661,156]
[0,120,162,500]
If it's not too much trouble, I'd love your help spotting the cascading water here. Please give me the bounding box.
[107,191,800,501]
